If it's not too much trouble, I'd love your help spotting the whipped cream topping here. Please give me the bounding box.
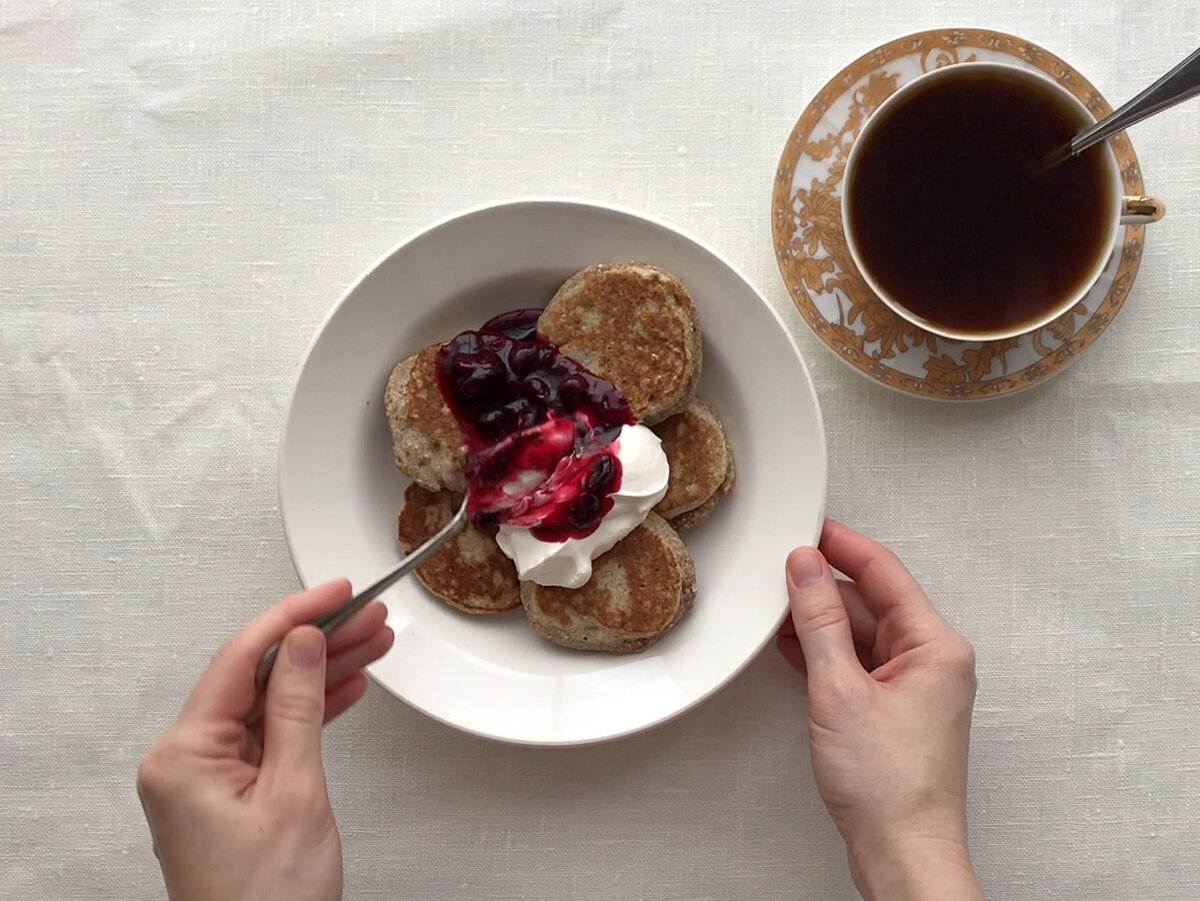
[495,424,669,589]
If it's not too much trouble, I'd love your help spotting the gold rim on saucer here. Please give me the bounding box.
[771,28,1147,401]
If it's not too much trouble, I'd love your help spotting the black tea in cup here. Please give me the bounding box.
[845,66,1116,337]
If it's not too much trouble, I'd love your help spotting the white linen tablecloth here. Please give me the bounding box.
[2,2,1198,898]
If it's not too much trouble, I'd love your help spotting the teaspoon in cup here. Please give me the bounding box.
[1043,44,1200,169]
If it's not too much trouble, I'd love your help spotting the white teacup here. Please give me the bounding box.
[842,62,1164,342]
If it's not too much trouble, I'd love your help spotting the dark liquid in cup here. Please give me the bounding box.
[846,68,1115,334]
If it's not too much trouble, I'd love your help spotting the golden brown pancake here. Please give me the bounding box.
[651,399,735,530]
[384,264,727,646]
[537,262,702,425]
[384,345,466,492]
[396,483,520,614]
[520,513,696,652]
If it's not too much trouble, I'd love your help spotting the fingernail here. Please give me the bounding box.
[287,628,325,669]
[787,547,826,589]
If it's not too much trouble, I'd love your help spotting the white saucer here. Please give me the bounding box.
[772,29,1149,400]
[279,198,826,745]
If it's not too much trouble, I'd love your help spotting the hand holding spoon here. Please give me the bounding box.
[254,497,468,691]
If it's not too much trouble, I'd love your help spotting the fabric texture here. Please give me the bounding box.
[1,1,1198,898]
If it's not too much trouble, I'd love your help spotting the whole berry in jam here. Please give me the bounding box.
[435,310,635,541]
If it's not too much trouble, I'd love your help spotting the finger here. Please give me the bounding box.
[259,626,328,788]
[326,601,389,656]
[785,547,865,687]
[181,580,352,724]
[778,630,876,676]
[323,672,369,725]
[835,579,878,649]
[324,626,395,688]
[819,520,935,619]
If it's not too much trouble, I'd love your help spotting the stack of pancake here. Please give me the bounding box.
[386,262,734,653]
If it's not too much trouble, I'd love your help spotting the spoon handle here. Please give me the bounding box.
[1072,45,1200,157]
[253,498,469,692]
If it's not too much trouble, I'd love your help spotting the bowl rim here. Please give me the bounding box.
[276,196,828,745]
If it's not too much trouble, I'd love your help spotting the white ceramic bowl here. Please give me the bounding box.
[279,198,826,745]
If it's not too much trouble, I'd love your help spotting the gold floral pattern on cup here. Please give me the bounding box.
[772,28,1147,401]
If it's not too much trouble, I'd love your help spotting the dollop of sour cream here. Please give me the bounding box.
[495,424,669,588]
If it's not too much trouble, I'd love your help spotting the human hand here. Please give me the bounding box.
[777,520,983,901]
[137,580,395,901]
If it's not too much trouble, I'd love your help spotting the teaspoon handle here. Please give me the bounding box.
[1071,45,1200,157]
[253,498,469,693]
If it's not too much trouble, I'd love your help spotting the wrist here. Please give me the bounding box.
[849,834,983,901]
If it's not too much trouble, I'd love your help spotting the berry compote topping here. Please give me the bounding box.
[477,308,542,341]
[435,309,635,542]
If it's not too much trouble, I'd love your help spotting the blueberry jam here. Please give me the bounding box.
[435,310,635,542]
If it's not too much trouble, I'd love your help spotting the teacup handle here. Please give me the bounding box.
[1122,195,1166,224]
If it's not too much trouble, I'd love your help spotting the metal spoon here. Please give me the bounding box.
[1044,44,1200,169]
[254,497,468,691]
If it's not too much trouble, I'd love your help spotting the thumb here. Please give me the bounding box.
[260,626,327,784]
[786,547,864,686]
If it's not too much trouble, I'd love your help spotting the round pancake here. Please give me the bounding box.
[397,483,520,614]
[384,346,466,492]
[520,513,696,653]
[651,399,735,530]
[537,262,702,425]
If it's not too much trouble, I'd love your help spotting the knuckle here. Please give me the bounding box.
[859,554,899,592]
[797,603,847,636]
[136,743,177,799]
[294,778,330,811]
[134,759,158,797]
[268,690,324,725]
[866,544,903,573]
[271,775,330,819]
[819,669,869,706]
[208,639,239,673]
[942,634,978,681]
